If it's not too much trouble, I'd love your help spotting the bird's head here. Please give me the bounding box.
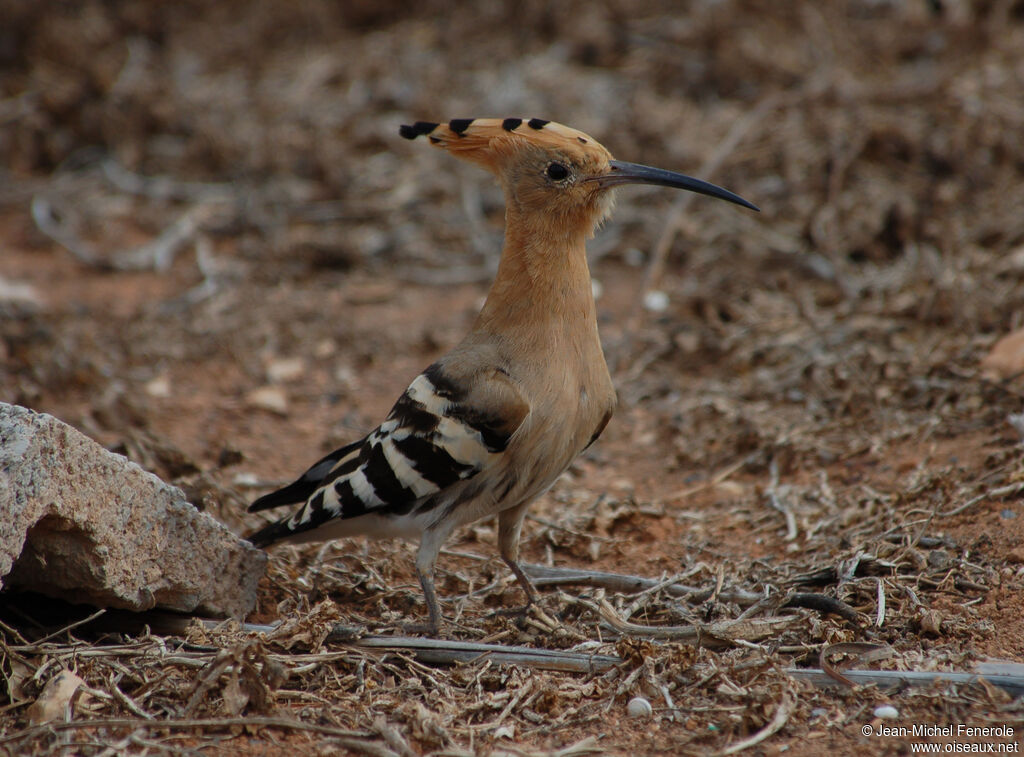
[401,118,757,237]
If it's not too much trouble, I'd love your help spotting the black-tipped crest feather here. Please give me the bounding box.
[399,121,439,140]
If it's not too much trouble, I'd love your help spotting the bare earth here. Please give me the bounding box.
[2,1,1024,754]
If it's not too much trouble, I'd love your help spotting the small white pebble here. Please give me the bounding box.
[591,279,604,300]
[313,338,337,358]
[873,705,899,719]
[642,290,670,312]
[266,356,306,384]
[623,247,645,266]
[245,385,289,414]
[232,471,260,488]
[334,364,356,388]
[627,696,653,719]
[0,276,41,308]
[144,375,171,398]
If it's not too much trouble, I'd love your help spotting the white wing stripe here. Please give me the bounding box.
[435,416,493,467]
[406,374,450,415]
[381,435,439,498]
[349,467,384,509]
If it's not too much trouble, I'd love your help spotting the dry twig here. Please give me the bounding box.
[713,690,796,756]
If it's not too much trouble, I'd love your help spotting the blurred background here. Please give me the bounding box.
[3,0,1024,515]
[3,0,1023,480]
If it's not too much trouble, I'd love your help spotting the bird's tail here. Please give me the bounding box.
[246,518,292,548]
[248,439,362,513]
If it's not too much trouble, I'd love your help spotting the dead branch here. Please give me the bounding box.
[520,563,763,606]
[108,612,623,673]
[348,635,621,674]
[101,159,236,203]
[112,205,210,272]
[0,716,373,748]
[567,594,801,644]
[713,690,795,756]
[766,457,798,541]
[819,643,894,686]
[781,593,861,624]
[786,668,1024,698]
[939,481,1024,518]
[30,195,103,267]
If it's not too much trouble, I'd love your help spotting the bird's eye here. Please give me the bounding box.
[545,162,570,181]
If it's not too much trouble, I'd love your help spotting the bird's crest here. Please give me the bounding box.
[400,118,610,173]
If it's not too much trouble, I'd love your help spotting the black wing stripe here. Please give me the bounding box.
[308,488,325,514]
[583,409,613,451]
[422,363,465,400]
[363,442,417,505]
[321,452,363,486]
[393,434,476,488]
[388,392,441,434]
[332,477,368,518]
[447,404,513,452]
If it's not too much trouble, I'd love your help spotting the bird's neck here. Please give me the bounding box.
[473,209,598,345]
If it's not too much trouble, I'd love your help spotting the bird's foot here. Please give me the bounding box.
[400,622,439,636]
[488,601,535,621]
[401,616,442,636]
[489,598,560,631]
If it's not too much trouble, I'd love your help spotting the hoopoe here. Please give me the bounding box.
[247,118,757,633]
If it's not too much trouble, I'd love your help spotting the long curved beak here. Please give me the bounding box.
[591,160,759,212]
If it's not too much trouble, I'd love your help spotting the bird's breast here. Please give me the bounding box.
[502,341,615,494]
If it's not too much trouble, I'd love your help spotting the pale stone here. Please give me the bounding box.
[627,696,653,718]
[245,385,289,414]
[980,328,1024,381]
[0,403,265,619]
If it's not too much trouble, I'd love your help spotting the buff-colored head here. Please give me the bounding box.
[401,117,757,235]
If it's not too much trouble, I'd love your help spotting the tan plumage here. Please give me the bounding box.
[248,117,757,633]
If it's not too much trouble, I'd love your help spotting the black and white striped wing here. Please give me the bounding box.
[247,363,527,547]
[248,438,363,514]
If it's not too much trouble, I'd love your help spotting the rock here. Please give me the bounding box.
[627,696,653,718]
[873,704,899,719]
[0,403,266,619]
[0,275,42,313]
[642,289,670,313]
[980,328,1024,381]
[245,385,289,414]
[265,356,306,384]
[27,670,85,725]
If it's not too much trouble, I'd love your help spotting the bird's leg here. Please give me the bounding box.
[501,556,540,606]
[497,505,540,610]
[402,565,441,636]
[404,531,446,635]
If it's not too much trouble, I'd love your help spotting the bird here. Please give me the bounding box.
[247,117,758,634]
